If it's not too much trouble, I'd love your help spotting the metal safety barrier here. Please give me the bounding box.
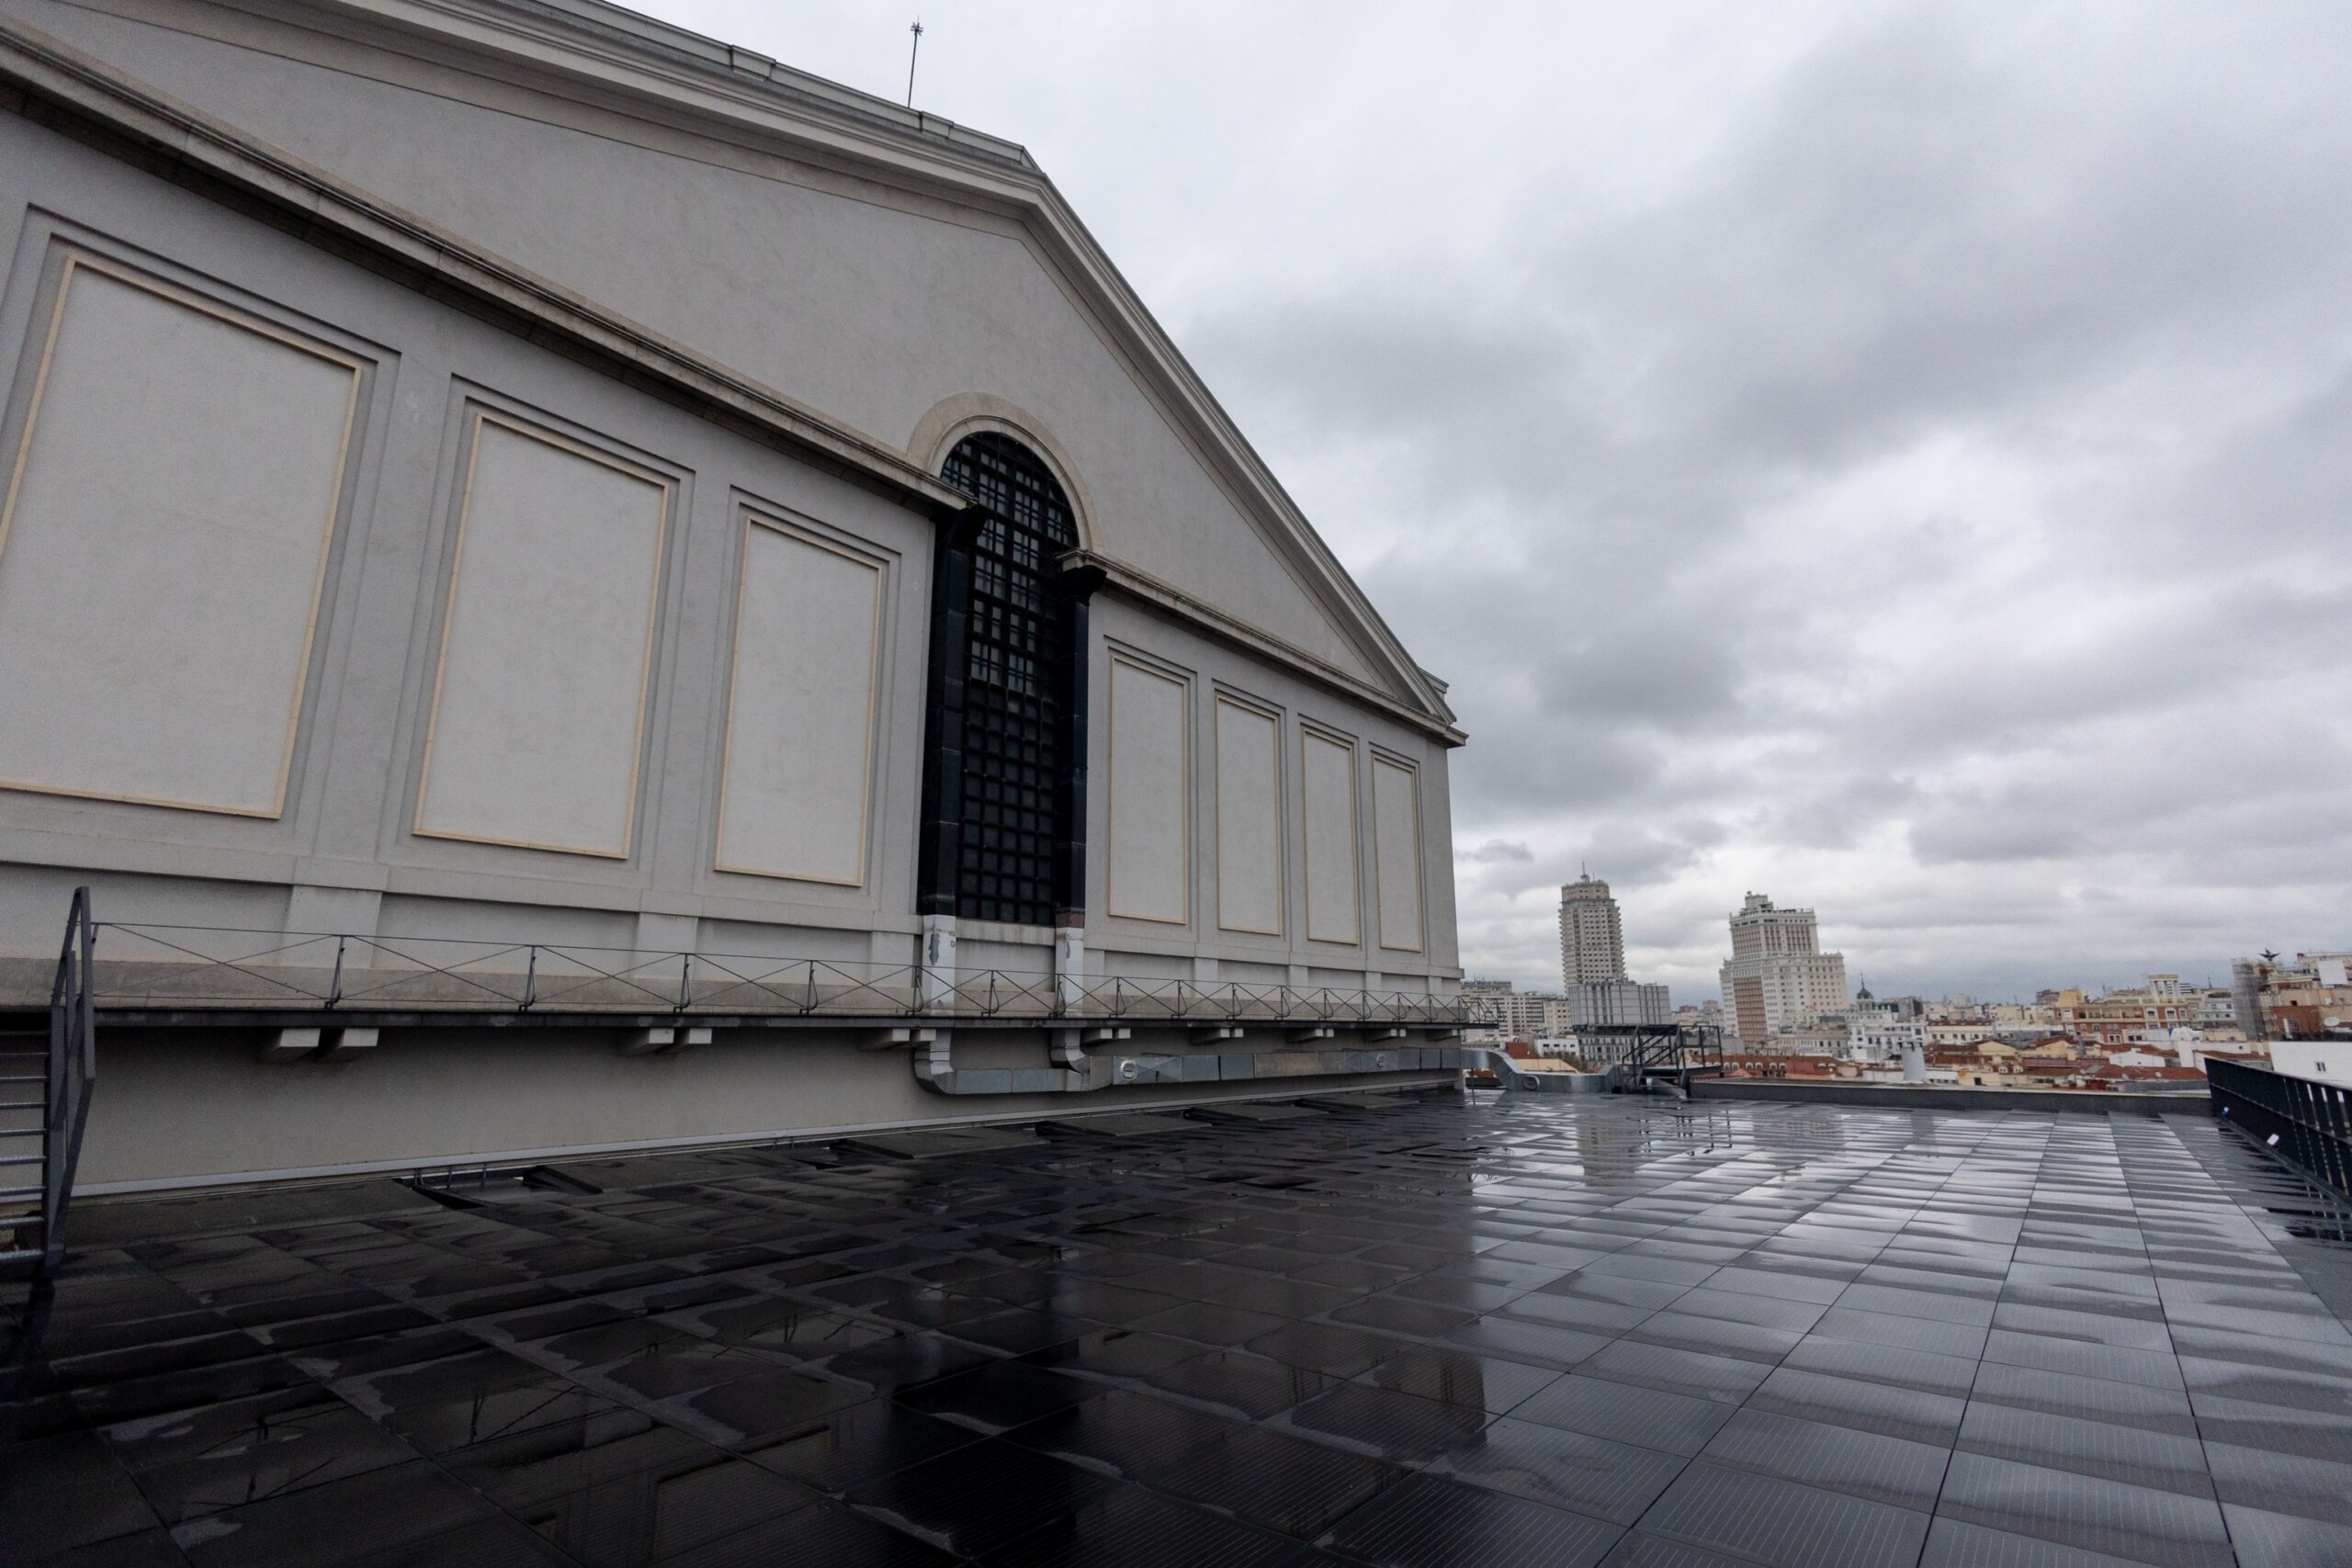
[3,886,96,1286]
[54,920,1467,1029]
[2209,1055,2352,1197]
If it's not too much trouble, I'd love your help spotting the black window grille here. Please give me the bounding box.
[930,433,1080,926]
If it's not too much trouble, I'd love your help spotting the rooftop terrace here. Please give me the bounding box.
[5,1094,2350,1567]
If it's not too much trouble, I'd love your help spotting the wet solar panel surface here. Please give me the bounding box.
[5,1092,2351,1567]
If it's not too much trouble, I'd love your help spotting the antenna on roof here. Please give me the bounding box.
[906,19,924,107]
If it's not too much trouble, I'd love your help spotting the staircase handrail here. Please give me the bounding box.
[40,886,96,1277]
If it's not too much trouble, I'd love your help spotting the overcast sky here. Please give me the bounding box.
[651,0,2349,1003]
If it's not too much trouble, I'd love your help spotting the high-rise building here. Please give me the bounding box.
[1558,871,1668,1026]
[1463,979,1576,1042]
[1567,979,1672,1027]
[1718,893,1849,1047]
[1559,873,1627,985]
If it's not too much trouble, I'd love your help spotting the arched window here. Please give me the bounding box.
[918,432,1086,927]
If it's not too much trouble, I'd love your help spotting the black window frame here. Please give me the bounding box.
[916,432,1090,927]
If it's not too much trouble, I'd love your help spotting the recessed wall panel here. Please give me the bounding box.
[1373,755,1424,953]
[715,516,882,886]
[415,412,668,857]
[1215,697,1282,935]
[1302,728,1360,945]
[0,257,359,816]
[1107,655,1189,924]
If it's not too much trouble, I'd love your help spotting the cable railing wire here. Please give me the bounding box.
[55,919,1469,1027]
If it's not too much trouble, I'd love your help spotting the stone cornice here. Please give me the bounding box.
[1063,551,1466,748]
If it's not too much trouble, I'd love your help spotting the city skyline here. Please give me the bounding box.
[1462,859,2289,1004]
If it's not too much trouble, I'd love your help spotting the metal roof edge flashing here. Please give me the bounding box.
[447,0,1038,166]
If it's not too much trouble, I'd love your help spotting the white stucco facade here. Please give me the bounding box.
[0,0,1466,1188]
[2270,1041,2352,1088]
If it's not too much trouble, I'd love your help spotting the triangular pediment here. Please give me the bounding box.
[1,0,1458,739]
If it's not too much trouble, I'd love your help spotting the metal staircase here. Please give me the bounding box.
[1604,1022,1728,1086]
[1,888,96,1283]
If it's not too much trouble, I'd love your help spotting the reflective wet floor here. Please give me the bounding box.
[6,1092,2352,1567]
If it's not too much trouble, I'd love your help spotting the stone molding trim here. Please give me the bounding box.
[1064,551,1467,748]
[906,392,1100,554]
[0,247,366,818]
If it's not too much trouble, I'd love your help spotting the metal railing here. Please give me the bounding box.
[1549,1023,1724,1081]
[55,920,1467,1028]
[6,888,96,1285]
[42,888,97,1276]
[1623,1023,1726,1080]
[2210,1055,2352,1197]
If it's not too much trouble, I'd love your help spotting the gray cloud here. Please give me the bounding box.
[1908,807,2086,867]
[1532,633,1744,731]
[662,0,2352,998]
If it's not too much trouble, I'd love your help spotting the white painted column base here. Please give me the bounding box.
[621,1026,711,1056]
[919,915,959,1012]
[1054,925,1086,1013]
